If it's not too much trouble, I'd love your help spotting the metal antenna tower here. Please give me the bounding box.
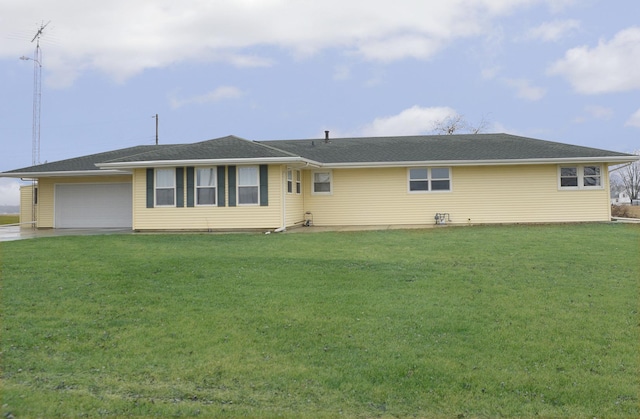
[20,21,49,165]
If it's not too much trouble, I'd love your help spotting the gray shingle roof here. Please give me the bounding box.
[3,145,174,174]
[260,133,633,164]
[104,135,297,163]
[2,133,635,176]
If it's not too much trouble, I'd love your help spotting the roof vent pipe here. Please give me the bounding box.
[324,130,330,143]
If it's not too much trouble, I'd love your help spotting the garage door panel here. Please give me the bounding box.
[55,183,132,228]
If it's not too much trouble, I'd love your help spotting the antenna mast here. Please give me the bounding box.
[23,21,49,165]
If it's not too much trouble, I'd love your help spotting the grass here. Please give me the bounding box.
[1,224,638,417]
[0,215,19,225]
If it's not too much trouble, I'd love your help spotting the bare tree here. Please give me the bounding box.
[432,114,491,135]
[616,150,640,203]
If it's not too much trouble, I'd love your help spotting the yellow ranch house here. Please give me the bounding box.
[2,133,637,231]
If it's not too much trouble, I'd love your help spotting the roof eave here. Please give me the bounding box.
[96,156,321,169]
[0,169,132,179]
[319,156,639,168]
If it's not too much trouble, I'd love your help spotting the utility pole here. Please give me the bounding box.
[153,113,159,145]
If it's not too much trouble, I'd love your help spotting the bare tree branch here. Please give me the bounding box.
[431,114,491,135]
[611,150,640,202]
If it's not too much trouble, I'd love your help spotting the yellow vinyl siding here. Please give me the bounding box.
[19,184,36,228]
[303,165,612,226]
[35,175,131,228]
[132,166,283,230]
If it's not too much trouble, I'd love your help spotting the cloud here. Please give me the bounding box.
[0,178,21,206]
[525,19,580,42]
[625,109,640,128]
[504,78,546,101]
[360,106,457,136]
[170,86,244,109]
[548,27,640,94]
[333,65,351,81]
[573,105,614,124]
[585,105,613,120]
[1,0,547,87]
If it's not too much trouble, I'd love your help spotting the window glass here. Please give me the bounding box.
[156,169,175,206]
[287,169,293,193]
[560,165,602,189]
[560,167,579,187]
[156,169,174,188]
[410,180,429,191]
[583,166,601,187]
[156,189,174,206]
[583,166,599,176]
[409,168,429,191]
[238,167,258,185]
[238,166,259,204]
[431,168,449,179]
[431,168,450,191]
[313,172,331,193]
[197,168,215,187]
[197,189,216,205]
[196,168,216,205]
[561,177,578,187]
[431,180,450,191]
[238,187,259,204]
[409,167,451,192]
[410,168,428,180]
[296,170,301,194]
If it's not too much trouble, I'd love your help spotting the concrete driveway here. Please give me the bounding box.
[0,226,133,242]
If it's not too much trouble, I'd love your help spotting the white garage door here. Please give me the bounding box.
[55,183,132,228]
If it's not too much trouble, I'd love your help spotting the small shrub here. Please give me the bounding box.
[611,205,640,218]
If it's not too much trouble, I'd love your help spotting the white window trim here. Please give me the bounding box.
[237,165,260,206]
[196,167,217,206]
[287,169,293,194]
[407,167,452,193]
[311,170,333,195]
[155,168,176,207]
[558,165,603,190]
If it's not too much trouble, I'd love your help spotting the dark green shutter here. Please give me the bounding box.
[176,168,184,207]
[186,167,195,207]
[146,168,154,208]
[217,166,226,207]
[228,165,236,207]
[259,165,268,206]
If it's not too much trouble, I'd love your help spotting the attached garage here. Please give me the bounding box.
[54,183,132,228]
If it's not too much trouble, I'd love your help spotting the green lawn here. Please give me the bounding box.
[1,224,638,418]
[0,214,19,225]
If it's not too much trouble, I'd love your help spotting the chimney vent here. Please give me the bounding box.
[324,130,330,143]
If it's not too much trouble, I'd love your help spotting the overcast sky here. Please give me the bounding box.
[1,0,639,205]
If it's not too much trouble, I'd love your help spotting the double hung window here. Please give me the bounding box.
[287,169,302,194]
[313,171,332,194]
[287,170,293,193]
[155,168,175,206]
[196,168,216,205]
[296,170,302,194]
[408,168,451,192]
[559,165,602,189]
[238,166,259,205]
